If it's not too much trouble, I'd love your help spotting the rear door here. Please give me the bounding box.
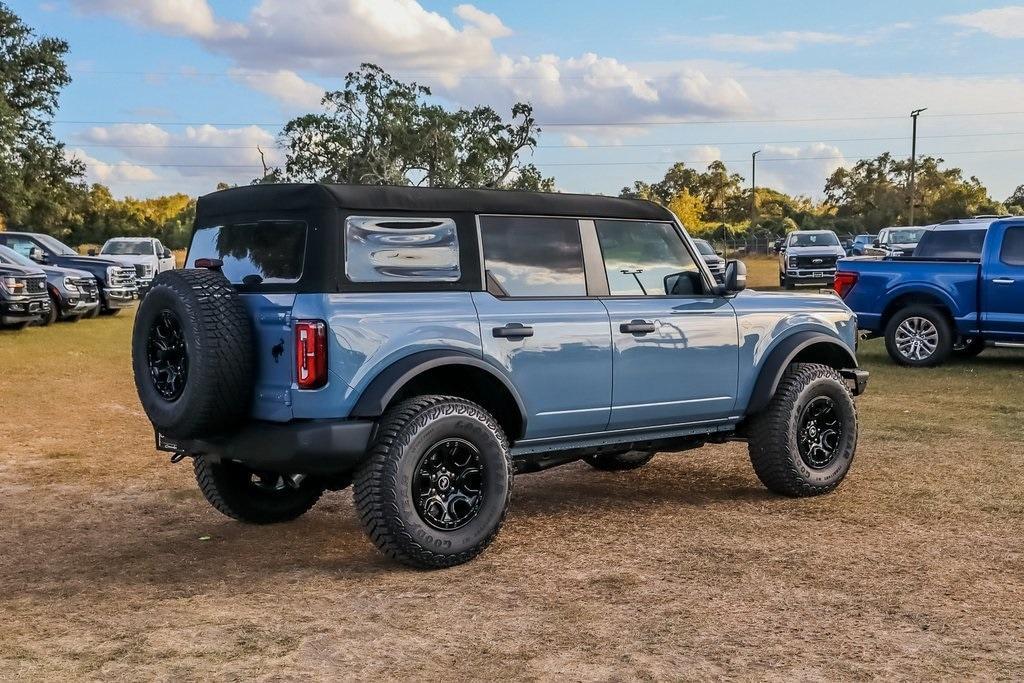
[474,215,612,441]
[594,219,739,430]
[981,223,1024,341]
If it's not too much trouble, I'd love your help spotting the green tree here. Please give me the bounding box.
[276,64,553,190]
[1005,184,1024,214]
[667,189,704,229]
[0,4,85,234]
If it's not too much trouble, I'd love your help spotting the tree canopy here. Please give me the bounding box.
[275,64,553,191]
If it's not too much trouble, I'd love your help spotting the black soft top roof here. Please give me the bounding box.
[195,183,672,223]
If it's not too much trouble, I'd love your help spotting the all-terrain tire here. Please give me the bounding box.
[193,456,323,524]
[746,362,858,497]
[132,268,254,439]
[42,294,59,326]
[884,304,953,367]
[584,450,656,471]
[353,395,513,569]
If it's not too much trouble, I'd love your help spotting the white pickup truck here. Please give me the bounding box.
[95,237,175,295]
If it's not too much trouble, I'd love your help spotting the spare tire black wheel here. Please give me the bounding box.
[132,269,254,439]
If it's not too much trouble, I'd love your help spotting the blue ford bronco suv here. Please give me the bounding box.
[132,184,868,569]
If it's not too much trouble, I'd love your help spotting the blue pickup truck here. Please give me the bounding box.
[835,218,1024,366]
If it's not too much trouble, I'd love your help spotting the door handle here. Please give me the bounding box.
[620,320,656,334]
[492,323,534,339]
[992,278,1016,285]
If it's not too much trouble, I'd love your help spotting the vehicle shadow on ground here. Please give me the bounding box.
[7,456,775,592]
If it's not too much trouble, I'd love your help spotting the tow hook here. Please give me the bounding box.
[170,451,189,464]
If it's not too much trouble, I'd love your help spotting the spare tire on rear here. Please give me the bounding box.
[132,268,254,439]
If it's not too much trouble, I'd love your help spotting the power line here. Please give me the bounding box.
[67,147,1024,170]
[52,110,1024,129]
[66,130,1024,152]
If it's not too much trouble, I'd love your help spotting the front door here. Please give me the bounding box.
[981,223,1024,342]
[474,215,612,441]
[593,219,739,430]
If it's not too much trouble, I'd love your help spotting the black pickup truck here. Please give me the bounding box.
[0,261,51,329]
[0,232,139,315]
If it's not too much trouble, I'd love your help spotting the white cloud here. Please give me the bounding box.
[453,4,512,39]
[941,6,1024,39]
[73,0,232,38]
[665,24,912,53]
[756,143,847,197]
[229,69,324,108]
[68,148,158,184]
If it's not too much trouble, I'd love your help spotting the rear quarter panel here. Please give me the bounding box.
[289,292,482,419]
[839,257,980,334]
[730,290,858,414]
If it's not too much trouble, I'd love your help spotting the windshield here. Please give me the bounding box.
[0,244,37,267]
[34,233,77,256]
[102,240,154,256]
[789,232,840,247]
[885,228,926,244]
[692,239,717,256]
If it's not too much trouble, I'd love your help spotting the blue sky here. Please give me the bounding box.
[12,0,1024,201]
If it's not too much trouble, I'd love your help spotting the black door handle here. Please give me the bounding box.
[493,323,534,339]
[620,320,656,334]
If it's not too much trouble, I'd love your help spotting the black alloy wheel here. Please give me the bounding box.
[146,309,188,401]
[797,396,843,470]
[412,438,484,531]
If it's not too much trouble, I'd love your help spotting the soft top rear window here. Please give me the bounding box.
[913,229,986,259]
[187,221,306,284]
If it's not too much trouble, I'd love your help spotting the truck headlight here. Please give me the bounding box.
[0,276,25,294]
[105,265,117,285]
[63,277,79,292]
[788,256,797,268]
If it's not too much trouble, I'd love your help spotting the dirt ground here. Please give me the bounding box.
[2,278,1024,680]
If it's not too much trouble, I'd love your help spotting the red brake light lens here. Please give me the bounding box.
[833,271,858,299]
[295,320,328,389]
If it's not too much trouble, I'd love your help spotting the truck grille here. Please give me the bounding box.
[133,263,148,279]
[74,277,99,301]
[108,266,137,289]
[794,255,838,269]
[26,275,47,295]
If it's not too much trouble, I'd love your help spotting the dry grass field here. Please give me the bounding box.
[1,260,1023,680]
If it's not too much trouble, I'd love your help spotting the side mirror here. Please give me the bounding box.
[779,246,787,253]
[162,248,172,259]
[29,246,45,263]
[87,248,97,256]
[715,250,724,256]
[872,240,880,248]
[723,260,746,294]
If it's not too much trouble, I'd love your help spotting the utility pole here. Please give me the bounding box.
[751,150,760,251]
[909,108,926,226]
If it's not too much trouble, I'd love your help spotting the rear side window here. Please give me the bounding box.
[1000,227,1024,266]
[595,220,703,296]
[345,216,460,282]
[913,230,986,259]
[187,221,306,284]
[479,216,586,297]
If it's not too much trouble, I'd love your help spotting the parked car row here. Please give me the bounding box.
[0,232,175,330]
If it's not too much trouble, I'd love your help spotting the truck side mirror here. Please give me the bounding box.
[872,240,880,247]
[87,248,98,256]
[723,260,747,294]
[29,246,45,263]
[163,248,172,259]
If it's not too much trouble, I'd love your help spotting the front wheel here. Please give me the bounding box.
[354,395,513,569]
[42,295,59,326]
[884,305,953,367]
[746,363,858,497]
[193,457,324,524]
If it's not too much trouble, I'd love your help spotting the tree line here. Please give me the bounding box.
[0,3,1020,250]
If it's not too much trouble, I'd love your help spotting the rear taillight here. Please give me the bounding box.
[295,320,327,389]
[833,271,858,299]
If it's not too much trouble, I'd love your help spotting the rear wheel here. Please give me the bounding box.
[584,450,655,471]
[193,456,324,524]
[354,395,513,569]
[884,305,953,367]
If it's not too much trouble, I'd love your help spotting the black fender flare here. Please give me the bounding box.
[350,349,529,435]
[745,331,857,414]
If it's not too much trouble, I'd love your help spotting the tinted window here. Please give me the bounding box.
[187,221,306,284]
[914,230,986,259]
[595,220,702,296]
[480,216,585,297]
[0,245,36,267]
[1000,228,1024,266]
[345,215,460,282]
[789,232,840,247]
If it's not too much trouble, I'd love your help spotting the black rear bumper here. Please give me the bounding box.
[157,419,376,475]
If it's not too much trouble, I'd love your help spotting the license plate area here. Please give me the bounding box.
[813,271,824,278]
